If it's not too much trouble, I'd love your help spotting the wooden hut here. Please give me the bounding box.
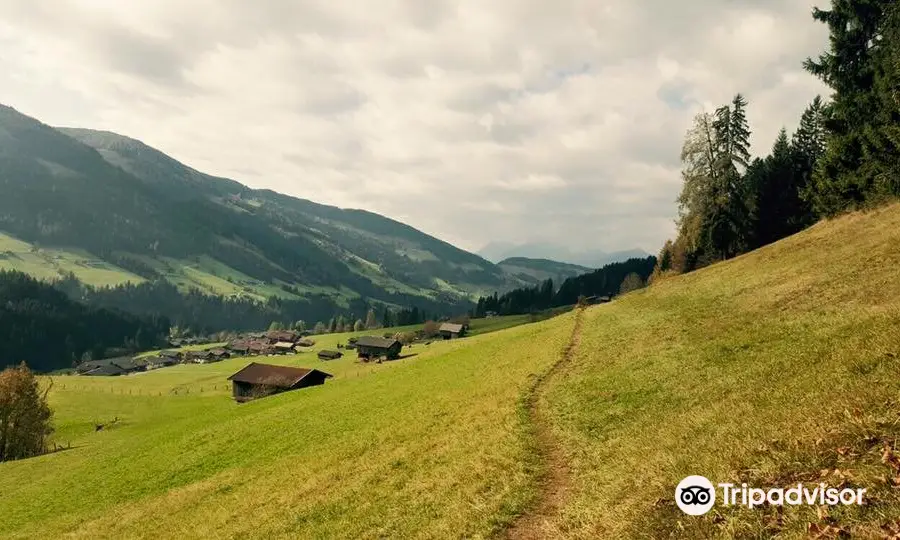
[317,350,343,360]
[439,323,467,340]
[227,362,332,402]
[355,336,402,360]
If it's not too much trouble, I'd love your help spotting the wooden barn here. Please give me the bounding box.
[318,349,343,360]
[439,323,467,340]
[228,363,332,402]
[273,341,295,354]
[355,336,402,360]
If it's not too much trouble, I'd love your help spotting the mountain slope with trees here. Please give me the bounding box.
[496,257,593,287]
[0,270,168,372]
[0,107,525,331]
[653,0,900,279]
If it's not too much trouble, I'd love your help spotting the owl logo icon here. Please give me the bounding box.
[675,476,716,515]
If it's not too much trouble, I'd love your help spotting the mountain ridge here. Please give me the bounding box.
[478,241,650,268]
[0,104,526,327]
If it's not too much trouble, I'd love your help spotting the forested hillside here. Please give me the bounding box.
[476,256,656,316]
[496,257,592,287]
[0,109,524,331]
[653,0,900,278]
[0,271,168,372]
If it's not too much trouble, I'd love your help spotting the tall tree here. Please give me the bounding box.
[0,364,53,462]
[803,0,898,214]
[365,309,378,329]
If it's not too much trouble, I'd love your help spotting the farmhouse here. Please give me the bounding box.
[77,356,144,376]
[273,341,295,354]
[227,362,333,402]
[227,340,251,354]
[248,341,273,356]
[158,350,182,361]
[355,336,402,360]
[318,350,343,360]
[146,355,178,370]
[439,323,467,340]
[266,329,299,343]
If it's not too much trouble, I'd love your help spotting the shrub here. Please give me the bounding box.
[422,320,441,338]
[0,363,53,462]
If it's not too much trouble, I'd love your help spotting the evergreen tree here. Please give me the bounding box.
[803,0,898,213]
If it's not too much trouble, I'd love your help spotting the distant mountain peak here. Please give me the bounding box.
[479,242,649,268]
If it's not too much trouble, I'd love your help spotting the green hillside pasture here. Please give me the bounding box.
[0,232,143,287]
[538,204,900,538]
[468,314,536,336]
[0,316,573,538]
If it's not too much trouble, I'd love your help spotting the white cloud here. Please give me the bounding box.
[0,0,830,255]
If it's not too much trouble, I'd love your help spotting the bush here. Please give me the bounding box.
[422,320,441,338]
[0,363,53,462]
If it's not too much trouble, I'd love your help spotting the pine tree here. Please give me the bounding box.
[803,0,897,214]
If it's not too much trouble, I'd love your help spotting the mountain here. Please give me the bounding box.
[496,257,592,287]
[0,104,523,328]
[478,242,650,268]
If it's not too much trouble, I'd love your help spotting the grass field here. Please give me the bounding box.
[2,206,900,538]
[536,203,900,538]
[0,232,143,287]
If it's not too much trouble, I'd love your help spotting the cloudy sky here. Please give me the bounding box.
[0,0,829,255]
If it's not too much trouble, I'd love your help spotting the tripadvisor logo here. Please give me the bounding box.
[676,476,716,515]
[675,475,867,516]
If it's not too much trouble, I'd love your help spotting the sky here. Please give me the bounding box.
[0,0,830,255]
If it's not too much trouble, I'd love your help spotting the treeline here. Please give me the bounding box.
[268,304,448,336]
[0,271,169,372]
[56,275,471,336]
[475,257,656,316]
[655,0,900,277]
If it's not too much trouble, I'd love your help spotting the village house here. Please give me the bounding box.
[77,356,144,376]
[227,340,251,355]
[355,336,402,361]
[227,362,333,402]
[439,323,467,340]
[266,329,299,344]
[273,341,295,354]
[248,341,273,356]
[146,355,178,370]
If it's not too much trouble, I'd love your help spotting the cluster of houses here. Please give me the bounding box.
[225,329,316,357]
[77,321,471,381]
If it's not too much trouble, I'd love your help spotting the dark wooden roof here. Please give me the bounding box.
[318,350,343,359]
[227,362,332,388]
[355,336,400,349]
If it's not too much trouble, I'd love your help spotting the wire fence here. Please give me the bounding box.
[55,383,234,396]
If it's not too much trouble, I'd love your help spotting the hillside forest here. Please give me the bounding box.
[653,1,900,276]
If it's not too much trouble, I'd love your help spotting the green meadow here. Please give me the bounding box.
[0,233,143,287]
[3,207,900,538]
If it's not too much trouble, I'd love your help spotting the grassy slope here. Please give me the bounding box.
[540,204,900,538]
[0,315,560,538]
[4,205,899,538]
[0,232,143,287]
